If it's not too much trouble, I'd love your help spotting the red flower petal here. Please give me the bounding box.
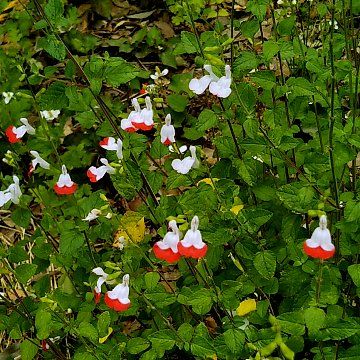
[139,89,147,95]
[41,340,49,351]
[53,183,77,195]
[178,243,208,259]
[153,243,181,263]
[104,293,131,312]
[303,242,335,260]
[163,138,172,146]
[87,169,98,183]
[124,126,137,133]
[131,121,153,131]
[94,290,101,304]
[99,137,109,147]
[5,126,20,143]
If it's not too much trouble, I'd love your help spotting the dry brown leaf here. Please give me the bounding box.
[154,20,175,39]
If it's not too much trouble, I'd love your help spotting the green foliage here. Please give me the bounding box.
[0,0,359,359]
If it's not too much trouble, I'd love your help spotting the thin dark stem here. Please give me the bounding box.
[313,96,324,153]
[230,0,235,67]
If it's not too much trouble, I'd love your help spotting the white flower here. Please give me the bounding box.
[0,191,12,207]
[208,65,232,98]
[116,139,123,160]
[92,267,109,294]
[169,144,187,153]
[2,92,14,104]
[171,145,198,174]
[105,274,130,306]
[7,176,22,204]
[160,114,175,146]
[40,110,60,121]
[305,215,335,252]
[30,151,50,170]
[87,158,115,183]
[189,65,232,98]
[150,68,169,80]
[57,165,74,188]
[252,155,264,163]
[9,118,35,141]
[156,220,180,253]
[83,209,102,221]
[117,236,126,250]
[329,20,338,30]
[121,98,141,132]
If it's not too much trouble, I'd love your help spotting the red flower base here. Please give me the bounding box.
[303,242,335,260]
[87,169,97,183]
[5,126,20,143]
[94,290,101,304]
[104,293,131,312]
[131,122,153,131]
[178,243,208,259]
[54,183,77,195]
[99,137,110,147]
[153,243,181,263]
[163,138,172,146]
[41,340,49,351]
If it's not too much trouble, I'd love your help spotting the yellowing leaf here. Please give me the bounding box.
[99,327,113,343]
[236,299,256,317]
[197,178,219,189]
[115,211,145,244]
[230,204,244,215]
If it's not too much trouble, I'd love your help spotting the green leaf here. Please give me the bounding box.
[277,183,316,213]
[191,336,216,358]
[144,272,160,291]
[324,319,360,340]
[188,289,213,315]
[44,0,64,24]
[287,77,315,97]
[11,207,32,228]
[278,15,296,35]
[173,31,200,55]
[104,57,140,86]
[251,71,276,90]
[78,322,98,343]
[167,94,188,112]
[178,323,194,342]
[348,265,360,287]
[149,330,176,352]
[223,329,245,353]
[254,251,276,279]
[127,338,150,355]
[35,309,52,339]
[237,208,273,233]
[233,52,259,74]
[263,41,279,62]
[59,229,85,256]
[277,312,305,335]
[247,0,270,20]
[304,307,326,334]
[38,34,66,61]
[39,82,69,109]
[15,263,38,284]
[97,311,111,337]
[196,109,217,131]
[20,339,38,360]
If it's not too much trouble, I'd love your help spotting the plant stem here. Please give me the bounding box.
[315,259,324,305]
[230,0,235,67]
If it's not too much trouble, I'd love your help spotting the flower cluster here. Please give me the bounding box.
[153,215,207,263]
[92,268,131,312]
[5,118,35,143]
[121,97,154,132]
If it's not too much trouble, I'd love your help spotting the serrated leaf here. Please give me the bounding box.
[254,251,276,279]
[20,339,38,360]
[15,263,38,284]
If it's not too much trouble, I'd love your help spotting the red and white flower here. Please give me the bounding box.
[30,150,50,172]
[0,190,12,207]
[178,216,207,259]
[40,110,60,121]
[153,220,181,263]
[160,114,175,146]
[104,274,131,312]
[87,158,115,183]
[134,96,154,131]
[5,118,35,143]
[54,165,77,195]
[99,137,123,160]
[189,64,232,98]
[121,98,141,133]
[92,267,109,304]
[303,215,335,260]
[171,145,198,174]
